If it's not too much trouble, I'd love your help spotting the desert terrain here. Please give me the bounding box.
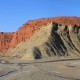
[0,17,80,80]
[0,58,80,80]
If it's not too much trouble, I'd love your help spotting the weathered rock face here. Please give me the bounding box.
[0,32,14,53]
[7,22,80,60]
[10,24,35,47]
[32,23,80,59]
[1,16,80,53]
[9,16,80,48]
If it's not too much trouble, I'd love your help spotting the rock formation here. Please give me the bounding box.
[0,16,80,54]
[32,23,80,59]
[0,32,14,53]
[6,22,80,60]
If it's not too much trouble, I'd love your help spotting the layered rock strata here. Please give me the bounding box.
[1,16,80,53]
[7,22,80,60]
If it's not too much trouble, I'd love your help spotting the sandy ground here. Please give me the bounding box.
[0,59,80,80]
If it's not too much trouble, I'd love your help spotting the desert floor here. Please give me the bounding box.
[0,59,80,80]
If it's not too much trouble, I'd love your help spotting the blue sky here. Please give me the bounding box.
[0,0,80,32]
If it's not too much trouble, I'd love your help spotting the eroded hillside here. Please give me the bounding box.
[0,32,14,53]
[6,22,80,60]
[0,16,80,55]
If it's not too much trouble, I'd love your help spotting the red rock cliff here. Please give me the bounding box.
[0,32,14,52]
[1,16,80,52]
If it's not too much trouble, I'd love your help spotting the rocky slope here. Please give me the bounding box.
[6,22,80,60]
[0,32,14,53]
[0,16,80,56]
[10,16,80,49]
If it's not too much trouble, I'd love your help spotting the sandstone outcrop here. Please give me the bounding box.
[0,32,14,53]
[1,16,80,53]
[9,16,80,49]
[32,23,80,59]
[7,22,80,60]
